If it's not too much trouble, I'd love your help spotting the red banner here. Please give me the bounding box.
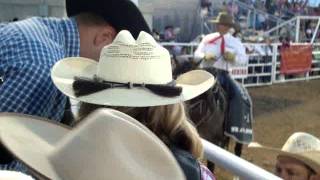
[280,45,312,75]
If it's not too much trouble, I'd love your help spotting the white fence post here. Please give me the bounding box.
[272,44,278,83]
[311,17,320,44]
[295,17,300,43]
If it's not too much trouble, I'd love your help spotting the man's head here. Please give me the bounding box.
[216,23,232,35]
[75,13,116,61]
[275,156,317,180]
[209,12,235,35]
[274,132,320,180]
[249,132,320,180]
[165,25,174,31]
[66,0,151,61]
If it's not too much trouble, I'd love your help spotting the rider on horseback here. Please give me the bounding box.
[194,12,253,151]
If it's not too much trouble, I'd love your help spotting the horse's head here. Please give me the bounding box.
[172,56,202,78]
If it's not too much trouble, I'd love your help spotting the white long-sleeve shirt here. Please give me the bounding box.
[194,32,248,71]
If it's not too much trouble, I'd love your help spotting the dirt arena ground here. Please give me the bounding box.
[215,79,320,179]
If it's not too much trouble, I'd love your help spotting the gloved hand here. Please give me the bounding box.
[223,51,236,63]
[204,53,216,61]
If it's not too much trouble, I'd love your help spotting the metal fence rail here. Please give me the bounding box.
[161,42,320,87]
[202,139,282,180]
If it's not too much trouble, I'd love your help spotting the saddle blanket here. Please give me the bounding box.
[224,77,253,144]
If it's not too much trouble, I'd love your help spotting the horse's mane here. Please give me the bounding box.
[172,56,202,77]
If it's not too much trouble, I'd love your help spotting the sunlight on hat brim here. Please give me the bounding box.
[51,58,215,107]
[208,19,219,24]
[0,114,69,180]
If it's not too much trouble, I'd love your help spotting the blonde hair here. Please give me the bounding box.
[79,102,203,159]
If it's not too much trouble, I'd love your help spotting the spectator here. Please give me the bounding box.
[279,36,291,49]
[200,0,213,16]
[152,28,160,42]
[305,20,313,41]
[201,0,212,9]
[265,0,272,12]
[227,1,239,17]
[221,1,228,13]
[249,132,320,180]
[0,0,150,172]
[164,25,176,42]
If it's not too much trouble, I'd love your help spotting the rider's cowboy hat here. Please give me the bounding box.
[249,132,320,174]
[65,0,151,38]
[51,30,215,107]
[208,12,235,27]
[0,109,185,180]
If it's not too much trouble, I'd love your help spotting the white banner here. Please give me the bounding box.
[229,62,249,79]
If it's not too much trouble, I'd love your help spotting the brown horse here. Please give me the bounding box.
[172,56,243,170]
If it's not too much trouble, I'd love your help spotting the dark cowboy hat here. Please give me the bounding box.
[66,0,151,38]
[208,12,235,27]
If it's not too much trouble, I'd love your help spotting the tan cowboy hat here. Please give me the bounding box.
[208,12,235,27]
[0,109,185,180]
[0,171,34,180]
[51,30,215,107]
[249,132,320,174]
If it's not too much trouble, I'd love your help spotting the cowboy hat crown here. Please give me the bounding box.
[209,12,235,27]
[281,132,320,153]
[96,30,172,84]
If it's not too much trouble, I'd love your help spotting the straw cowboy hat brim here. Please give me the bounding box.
[0,170,35,180]
[208,19,233,25]
[0,114,70,179]
[0,110,185,180]
[51,57,215,107]
[208,19,234,26]
[249,143,320,174]
[208,13,235,27]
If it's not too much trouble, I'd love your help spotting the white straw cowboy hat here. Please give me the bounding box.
[0,109,185,180]
[0,171,34,180]
[249,132,320,174]
[51,30,215,107]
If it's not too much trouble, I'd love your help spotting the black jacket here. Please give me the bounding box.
[170,145,201,180]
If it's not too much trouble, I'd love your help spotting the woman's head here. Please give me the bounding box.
[78,102,203,158]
